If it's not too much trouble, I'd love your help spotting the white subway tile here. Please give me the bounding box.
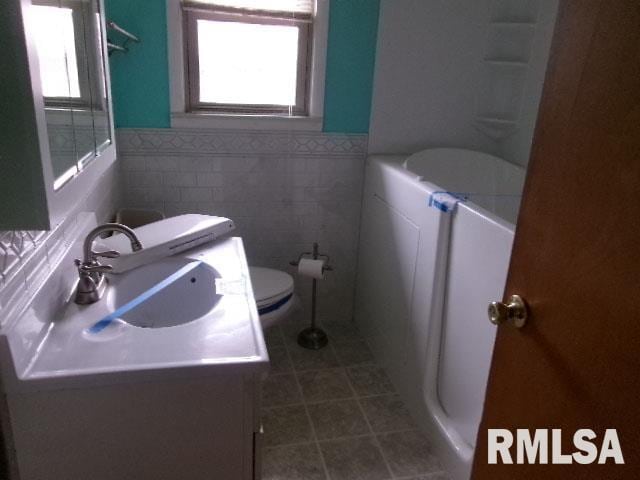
[121,157,146,171]
[292,173,318,187]
[183,157,214,172]
[196,173,223,187]
[162,186,182,202]
[180,187,213,203]
[125,171,162,187]
[163,172,197,186]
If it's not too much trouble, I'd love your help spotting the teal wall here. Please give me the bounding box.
[323,0,379,133]
[106,0,171,128]
[105,0,379,133]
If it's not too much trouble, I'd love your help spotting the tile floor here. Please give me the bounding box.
[260,317,451,480]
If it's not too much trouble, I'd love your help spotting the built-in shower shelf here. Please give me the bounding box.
[489,21,536,26]
[475,0,541,141]
[483,59,529,67]
[474,117,518,139]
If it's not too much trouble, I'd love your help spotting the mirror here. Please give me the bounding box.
[31,0,112,190]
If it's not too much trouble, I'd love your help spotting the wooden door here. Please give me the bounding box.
[472,1,640,478]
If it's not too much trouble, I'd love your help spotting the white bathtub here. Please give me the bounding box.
[354,148,525,479]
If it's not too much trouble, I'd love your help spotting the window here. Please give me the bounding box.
[31,5,82,99]
[180,0,318,117]
[31,0,106,111]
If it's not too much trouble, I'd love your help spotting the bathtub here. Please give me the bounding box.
[354,148,525,479]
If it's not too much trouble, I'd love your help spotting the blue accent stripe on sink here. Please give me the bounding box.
[258,293,293,316]
[87,261,202,334]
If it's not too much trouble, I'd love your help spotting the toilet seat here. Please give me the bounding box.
[249,267,295,327]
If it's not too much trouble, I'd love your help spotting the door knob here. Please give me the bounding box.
[488,295,528,328]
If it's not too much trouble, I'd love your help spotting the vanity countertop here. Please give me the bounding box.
[1,235,268,392]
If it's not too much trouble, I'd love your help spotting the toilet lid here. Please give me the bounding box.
[249,267,294,307]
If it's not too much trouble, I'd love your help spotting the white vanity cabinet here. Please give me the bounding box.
[7,373,264,480]
[0,219,269,480]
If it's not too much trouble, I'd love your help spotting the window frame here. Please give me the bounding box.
[183,3,312,115]
[33,0,107,113]
[167,0,328,131]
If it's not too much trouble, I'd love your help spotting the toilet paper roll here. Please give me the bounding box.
[298,258,325,279]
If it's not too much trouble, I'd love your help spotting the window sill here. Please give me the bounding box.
[170,113,323,131]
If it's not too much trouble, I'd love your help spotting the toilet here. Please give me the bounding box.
[249,267,296,329]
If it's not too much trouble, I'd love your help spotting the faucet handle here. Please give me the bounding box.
[75,259,114,274]
[80,264,113,274]
[92,249,121,259]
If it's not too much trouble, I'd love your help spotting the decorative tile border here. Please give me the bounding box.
[0,231,46,283]
[116,128,368,158]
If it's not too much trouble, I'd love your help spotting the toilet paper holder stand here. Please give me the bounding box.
[290,242,333,350]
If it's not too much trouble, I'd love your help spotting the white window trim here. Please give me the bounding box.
[166,0,328,131]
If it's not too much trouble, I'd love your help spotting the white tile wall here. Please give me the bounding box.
[117,128,368,323]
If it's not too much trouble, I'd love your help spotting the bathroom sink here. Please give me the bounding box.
[1,226,269,480]
[6,232,266,388]
[109,257,222,329]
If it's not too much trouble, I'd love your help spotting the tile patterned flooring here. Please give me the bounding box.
[260,318,451,480]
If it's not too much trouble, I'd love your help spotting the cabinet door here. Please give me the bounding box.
[0,0,116,230]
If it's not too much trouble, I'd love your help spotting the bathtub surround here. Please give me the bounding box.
[498,0,558,166]
[368,0,558,168]
[0,161,120,328]
[369,0,497,155]
[117,127,367,323]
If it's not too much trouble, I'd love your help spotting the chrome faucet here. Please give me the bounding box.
[74,223,143,305]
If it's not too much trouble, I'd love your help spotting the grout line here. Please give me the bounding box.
[313,428,419,444]
[314,337,355,480]
[280,325,332,480]
[299,391,402,406]
[341,344,395,480]
[263,439,317,449]
[262,427,432,453]
[273,354,383,374]
[354,397,395,480]
[393,473,449,480]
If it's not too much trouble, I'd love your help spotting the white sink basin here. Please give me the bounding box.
[110,258,222,329]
